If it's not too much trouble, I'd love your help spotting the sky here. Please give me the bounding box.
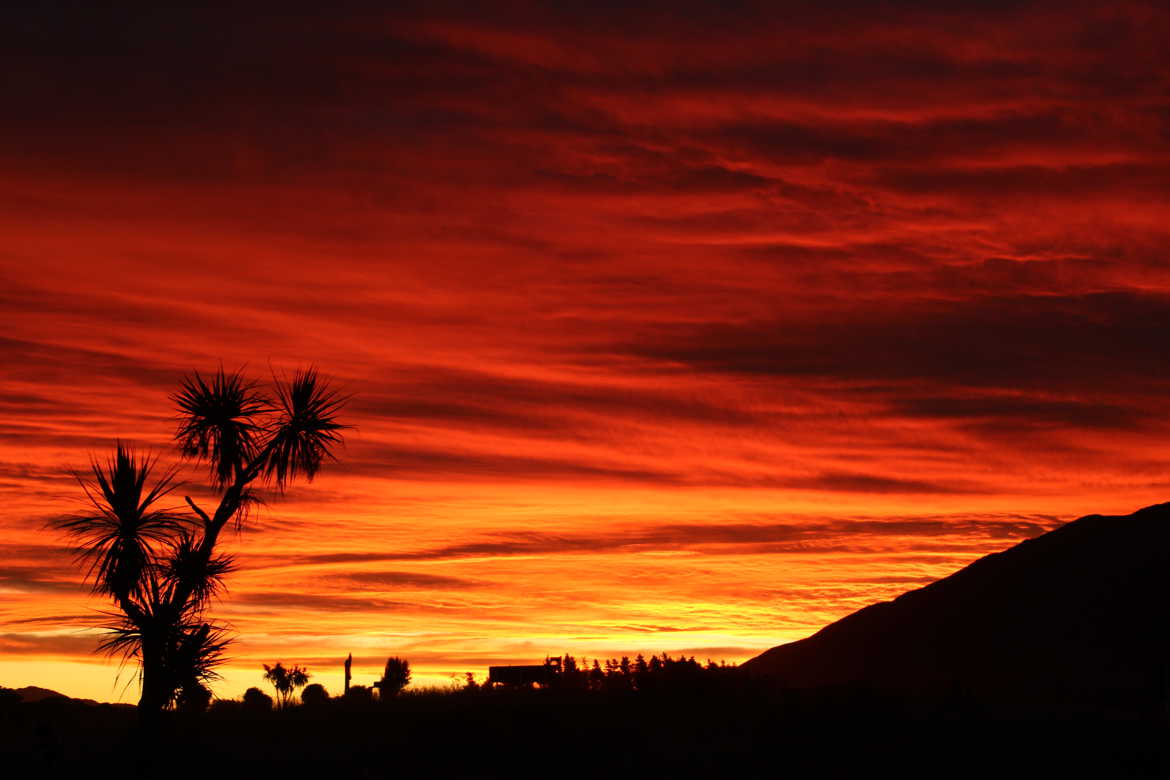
[3,1,1170,702]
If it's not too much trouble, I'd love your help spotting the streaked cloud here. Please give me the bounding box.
[3,0,1169,700]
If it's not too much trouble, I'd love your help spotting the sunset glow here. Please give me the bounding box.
[4,2,1170,702]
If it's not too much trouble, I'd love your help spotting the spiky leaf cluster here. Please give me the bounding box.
[173,369,269,489]
[264,368,348,490]
[54,445,188,601]
[164,532,237,610]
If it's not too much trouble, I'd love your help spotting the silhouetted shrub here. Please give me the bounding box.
[301,683,329,707]
[176,681,213,713]
[208,698,243,714]
[242,687,274,712]
[374,657,411,701]
[343,685,373,707]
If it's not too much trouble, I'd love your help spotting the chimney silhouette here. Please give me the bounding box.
[344,653,352,695]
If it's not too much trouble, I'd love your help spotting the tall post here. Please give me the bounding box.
[344,652,352,695]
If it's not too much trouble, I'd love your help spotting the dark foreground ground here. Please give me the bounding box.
[4,685,1167,779]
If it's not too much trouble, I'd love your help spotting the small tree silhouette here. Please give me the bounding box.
[51,367,347,718]
[263,662,310,708]
[374,657,411,701]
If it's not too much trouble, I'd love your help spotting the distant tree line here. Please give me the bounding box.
[470,652,736,694]
[198,652,735,715]
[205,657,413,714]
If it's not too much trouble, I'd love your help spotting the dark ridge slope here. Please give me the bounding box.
[742,503,1170,705]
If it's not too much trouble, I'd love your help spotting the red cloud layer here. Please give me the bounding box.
[2,1,1169,700]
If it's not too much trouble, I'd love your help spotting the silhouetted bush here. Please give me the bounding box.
[342,685,373,708]
[176,681,213,713]
[242,687,274,712]
[208,698,243,715]
[374,657,411,701]
[301,683,329,707]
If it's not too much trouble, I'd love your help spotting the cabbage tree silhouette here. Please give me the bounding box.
[52,367,348,719]
[263,662,310,708]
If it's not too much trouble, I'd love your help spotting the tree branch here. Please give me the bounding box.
[241,437,277,484]
[171,440,273,620]
[118,594,146,626]
[185,496,211,527]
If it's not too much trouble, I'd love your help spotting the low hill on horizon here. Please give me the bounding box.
[742,502,1170,712]
[6,685,71,703]
[0,685,124,708]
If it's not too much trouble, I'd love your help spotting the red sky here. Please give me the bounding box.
[3,1,1170,700]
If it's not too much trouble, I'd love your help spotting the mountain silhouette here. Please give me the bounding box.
[742,503,1170,712]
[8,686,72,703]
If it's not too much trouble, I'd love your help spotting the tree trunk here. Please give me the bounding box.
[137,635,170,723]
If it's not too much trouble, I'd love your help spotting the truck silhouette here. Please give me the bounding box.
[486,657,562,689]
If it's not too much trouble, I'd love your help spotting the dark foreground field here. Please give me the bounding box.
[4,684,1167,779]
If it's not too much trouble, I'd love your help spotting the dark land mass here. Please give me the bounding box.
[3,686,1165,779]
[4,503,1169,778]
[743,502,1170,716]
[8,685,70,703]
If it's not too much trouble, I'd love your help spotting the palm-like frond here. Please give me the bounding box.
[52,444,188,601]
[173,368,270,488]
[172,621,232,686]
[263,368,348,490]
[288,666,309,687]
[96,611,145,662]
[263,662,288,688]
[163,532,237,611]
